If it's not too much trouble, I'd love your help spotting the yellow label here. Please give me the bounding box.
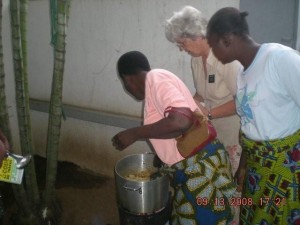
[0,156,24,184]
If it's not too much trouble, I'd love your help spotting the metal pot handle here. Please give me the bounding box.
[123,184,142,194]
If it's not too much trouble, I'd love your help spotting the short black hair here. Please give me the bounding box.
[117,51,151,77]
[207,7,249,38]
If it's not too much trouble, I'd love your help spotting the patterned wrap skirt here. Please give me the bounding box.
[240,130,300,225]
[171,139,236,225]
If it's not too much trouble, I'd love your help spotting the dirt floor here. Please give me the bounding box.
[54,160,119,225]
[1,155,120,225]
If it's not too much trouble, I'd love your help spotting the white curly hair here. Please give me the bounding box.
[164,5,208,43]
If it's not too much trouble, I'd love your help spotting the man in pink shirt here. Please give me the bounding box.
[144,68,200,165]
[112,51,235,225]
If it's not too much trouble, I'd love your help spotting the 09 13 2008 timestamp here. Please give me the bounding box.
[196,197,254,206]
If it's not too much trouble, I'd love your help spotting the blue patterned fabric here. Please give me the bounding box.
[171,139,236,225]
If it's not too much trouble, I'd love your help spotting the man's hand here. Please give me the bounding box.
[0,140,7,168]
[0,129,9,168]
[112,129,138,151]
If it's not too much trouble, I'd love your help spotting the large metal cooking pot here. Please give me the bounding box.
[114,153,170,215]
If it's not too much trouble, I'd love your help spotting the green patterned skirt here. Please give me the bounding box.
[240,130,300,225]
[171,139,236,225]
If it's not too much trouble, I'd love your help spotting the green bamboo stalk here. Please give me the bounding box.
[10,0,39,219]
[0,0,11,138]
[19,0,40,209]
[0,0,32,221]
[44,0,71,213]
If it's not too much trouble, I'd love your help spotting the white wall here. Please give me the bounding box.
[297,1,300,51]
[3,0,240,176]
[27,0,240,116]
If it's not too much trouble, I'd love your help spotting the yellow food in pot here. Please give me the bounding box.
[125,170,153,181]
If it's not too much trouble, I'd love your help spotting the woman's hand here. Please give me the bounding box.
[197,103,209,116]
[0,129,9,151]
[193,94,210,116]
[234,150,247,192]
[193,93,204,103]
[112,129,138,151]
[234,166,246,192]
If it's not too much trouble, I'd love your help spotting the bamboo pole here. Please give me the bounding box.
[0,0,32,221]
[0,0,11,142]
[9,0,40,221]
[19,0,40,209]
[44,0,71,219]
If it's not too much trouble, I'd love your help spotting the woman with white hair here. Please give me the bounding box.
[165,6,243,224]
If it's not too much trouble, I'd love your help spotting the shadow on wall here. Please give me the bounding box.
[34,155,111,189]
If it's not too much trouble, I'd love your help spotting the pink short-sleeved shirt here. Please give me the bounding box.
[143,69,200,165]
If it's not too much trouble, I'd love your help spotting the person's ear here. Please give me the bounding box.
[221,34,233,48]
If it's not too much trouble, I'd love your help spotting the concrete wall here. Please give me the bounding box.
[3,0,241,176]
[297,0,300,51]
[240,0,299,49]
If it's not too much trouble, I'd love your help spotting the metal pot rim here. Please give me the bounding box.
[114,153,165,182]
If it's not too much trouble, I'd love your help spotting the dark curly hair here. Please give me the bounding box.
[117,51,151,77]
